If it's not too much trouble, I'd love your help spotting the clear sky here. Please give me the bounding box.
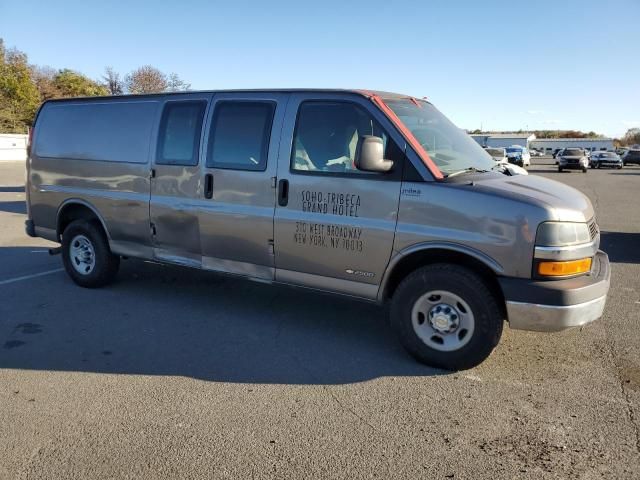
[1,0,638,137]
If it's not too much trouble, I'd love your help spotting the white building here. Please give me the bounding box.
[529,138,614,153]
[0,133,28,161]
[470,133,536,149]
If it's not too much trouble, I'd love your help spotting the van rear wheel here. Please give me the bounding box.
[390,264,503,370]
[61,220,120,288]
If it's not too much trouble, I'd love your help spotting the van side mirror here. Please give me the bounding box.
[355,136,393,173]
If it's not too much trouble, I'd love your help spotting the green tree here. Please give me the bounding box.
[52,69,108,97]
[0,39,40,133]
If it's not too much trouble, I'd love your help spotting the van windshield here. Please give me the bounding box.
[385,99,496,177]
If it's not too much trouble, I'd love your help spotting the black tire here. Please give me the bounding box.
[558,166,563,172]
[582,167,587,173]
[61,219,120,288]
[590,163,595,169]
[390,264,503,370]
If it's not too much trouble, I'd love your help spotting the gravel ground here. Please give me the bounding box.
[0,158,638,479]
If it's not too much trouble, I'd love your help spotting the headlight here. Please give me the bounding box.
[536,222,591,247]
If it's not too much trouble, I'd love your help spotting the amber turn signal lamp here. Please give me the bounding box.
[538,258,592,277]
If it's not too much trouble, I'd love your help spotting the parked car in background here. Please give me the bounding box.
[616,147,628,157]
[484,147,508,164]
[530,149,544,157]
[553,148,566,165]
[484,147,528,176]
[505,146,531,167]
[558,148,588,173]
[590,151,623,169]
[622,149,640,166]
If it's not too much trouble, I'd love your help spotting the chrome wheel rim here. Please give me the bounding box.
[69,234,96,275]
[411,290,475,352]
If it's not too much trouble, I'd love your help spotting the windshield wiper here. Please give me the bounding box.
[445,167,490,178]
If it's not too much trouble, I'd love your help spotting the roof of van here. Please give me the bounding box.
[42,89,419,103]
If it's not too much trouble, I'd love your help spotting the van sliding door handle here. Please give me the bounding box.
[204,173,214,199]
[277,179,289,206]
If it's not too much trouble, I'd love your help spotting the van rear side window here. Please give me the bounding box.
[206,102,275,171]
[157,101,207,166]
[35,101,158,163]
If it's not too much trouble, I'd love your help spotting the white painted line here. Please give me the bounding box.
[0,268,64,286]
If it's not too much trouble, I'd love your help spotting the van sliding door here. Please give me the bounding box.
[197,92,288,280]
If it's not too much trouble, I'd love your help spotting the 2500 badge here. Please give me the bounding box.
[345,269,375,278]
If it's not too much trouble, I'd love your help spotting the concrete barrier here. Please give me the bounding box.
[0,133,28,161]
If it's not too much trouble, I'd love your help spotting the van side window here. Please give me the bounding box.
[157,101,206,166]
[291,102,399,174]
[206,102,275,171]
[35,101,158,163]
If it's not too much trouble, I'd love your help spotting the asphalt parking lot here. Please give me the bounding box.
[1,158,639,479]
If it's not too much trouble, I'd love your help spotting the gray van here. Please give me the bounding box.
[25,89,610,370]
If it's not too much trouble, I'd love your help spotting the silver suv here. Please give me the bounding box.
[25,90,610,370]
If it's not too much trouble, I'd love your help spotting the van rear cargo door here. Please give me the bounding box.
[150,94,212,267]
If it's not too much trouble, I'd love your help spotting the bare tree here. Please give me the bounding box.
[123,65,190,94]
[167,72,190,92]
[125,65,168,94]
[30,65,61,101]
[623,128,640,146]
[102,66,123,95]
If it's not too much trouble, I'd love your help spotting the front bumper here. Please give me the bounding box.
[499,251,610,332]
[559,162,587,169]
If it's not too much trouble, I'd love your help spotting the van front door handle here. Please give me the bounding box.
[204,173,214,199]
[277,179,289,206]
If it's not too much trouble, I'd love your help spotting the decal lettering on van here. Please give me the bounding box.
[294,222,364,252]
[300,191,361,217]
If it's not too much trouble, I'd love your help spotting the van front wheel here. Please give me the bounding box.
[61,220,120,288]
[390,264,503,370]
